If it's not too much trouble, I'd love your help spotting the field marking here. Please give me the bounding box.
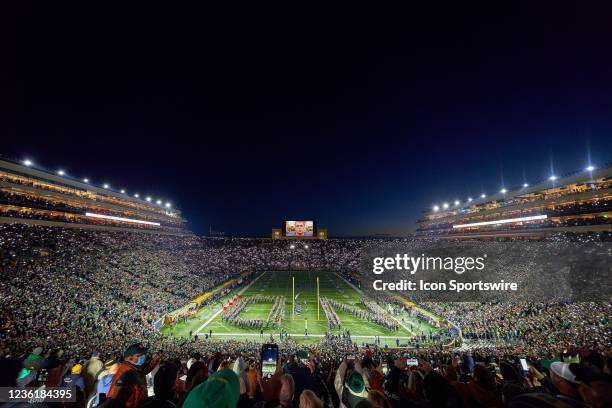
[194,271,267,334]
[190,271,419,340]
[201,332,415,340]
[334,272,363,295]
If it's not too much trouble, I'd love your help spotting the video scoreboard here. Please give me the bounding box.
[272,220,327,240]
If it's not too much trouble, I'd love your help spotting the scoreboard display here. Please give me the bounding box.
[284,220,314,237]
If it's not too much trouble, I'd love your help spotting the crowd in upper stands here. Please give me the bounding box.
[0,223,611,407]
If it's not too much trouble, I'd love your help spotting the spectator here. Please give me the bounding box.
[299,389,323,408]
[84,350,104,393]
[549,362,585,407]
[96,360,120,406]
[140,362,179,408]
[278,374,295,408]
[62,363,86,392]
[187,353,200,371]
[16,347,43,386]
[367,390,390,408]
[108,344,149,408]
[183,368,239,408]
[453,364,502,407]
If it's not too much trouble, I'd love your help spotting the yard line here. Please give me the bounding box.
[194,271,267,334]
[201,332,415,340]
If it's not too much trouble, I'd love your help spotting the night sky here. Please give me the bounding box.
[2,4,612,236]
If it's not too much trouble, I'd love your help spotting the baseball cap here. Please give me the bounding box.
[550,362,579,384]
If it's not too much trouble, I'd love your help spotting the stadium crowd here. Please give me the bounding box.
[2,337,611,408]
[423,302,611,358]
[0,223,611,407]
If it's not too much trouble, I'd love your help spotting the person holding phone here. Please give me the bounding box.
[255,344,286,404]
[519,358,529,372]
[260,344,279,380]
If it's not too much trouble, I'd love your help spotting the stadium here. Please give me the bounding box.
[1,156,611,407]
[0,157,445,347]
[3,7,612,407]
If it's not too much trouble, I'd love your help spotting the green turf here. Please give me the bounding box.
[162,271,441,344]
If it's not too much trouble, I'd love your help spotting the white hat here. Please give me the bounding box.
[550,362,579,384]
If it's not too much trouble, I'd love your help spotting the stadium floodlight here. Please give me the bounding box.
[156,199,162,205]
[83,178,89,183]
[480,193,486,198]
[146,196,152,202]
[103,184,110,189]
[120,189,125,194]
[165,202,171,208]
[586,165,595,172]
[453,214,547,229]
[134,193,140,198]
[500,188,507,194]
[442,203,449,209]
[467,197,473,202]
[23,159,33,166]
[523,183,529,188]
[57,169,65,176]
[433,205,439,212]
[289,244,295,249]
[549,175,557,181]
[454,200,460,206]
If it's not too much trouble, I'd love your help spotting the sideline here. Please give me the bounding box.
[194,271,267,334]
[202,332,415,340]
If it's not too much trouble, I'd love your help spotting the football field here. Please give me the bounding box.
[162,271,439,345]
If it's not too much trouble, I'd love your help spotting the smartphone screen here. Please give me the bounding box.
[261,344,279,379]
[382,363,388,375]
[520,358,528,372]
[407,358,418,367]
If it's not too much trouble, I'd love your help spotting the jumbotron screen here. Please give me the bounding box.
[284,220,314,237]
